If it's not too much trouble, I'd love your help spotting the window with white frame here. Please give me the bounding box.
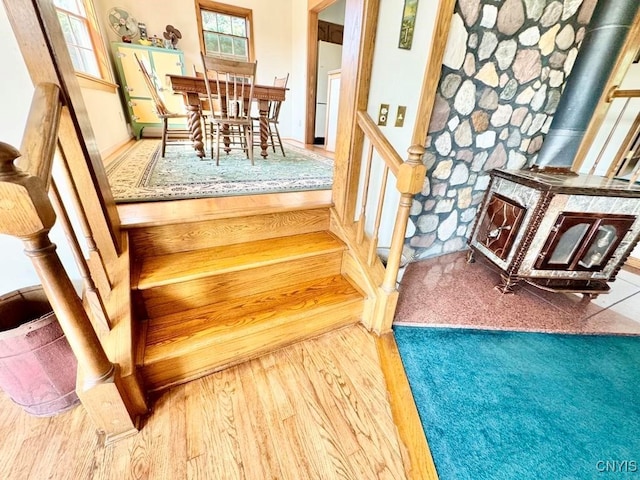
[53,0,109,80]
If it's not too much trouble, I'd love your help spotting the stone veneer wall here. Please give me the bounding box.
[406,0,597,260]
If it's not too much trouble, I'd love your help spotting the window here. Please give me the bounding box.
[196,1,254,62]
[54,0,110,81]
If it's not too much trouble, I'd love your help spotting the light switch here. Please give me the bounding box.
[395,106,407,127]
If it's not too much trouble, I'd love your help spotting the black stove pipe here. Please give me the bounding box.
[533,0,640,171]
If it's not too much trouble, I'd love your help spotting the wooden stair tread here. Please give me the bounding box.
[135,231,344,290]
[142,275,363,365]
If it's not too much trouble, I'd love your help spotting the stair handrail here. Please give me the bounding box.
[0,83,138,438]
[0,82,114,384]
[342,109,426,332]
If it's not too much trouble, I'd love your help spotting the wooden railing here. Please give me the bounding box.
[332,109,426,333]
[0,83,140,440]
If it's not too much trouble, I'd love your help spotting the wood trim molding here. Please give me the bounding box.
[572,8,640,173]
[306,7,321,145]
[75,72,119,93]
[194,0,255,61]
[411,0,456,146]
[333,0,380,223]
[376,333,439,480]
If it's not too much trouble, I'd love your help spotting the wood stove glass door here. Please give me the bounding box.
[535,213,636,272]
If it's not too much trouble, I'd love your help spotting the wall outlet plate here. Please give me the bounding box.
[378,104,389,126]
[395,106,407,127]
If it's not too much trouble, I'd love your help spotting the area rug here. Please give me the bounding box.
[105,140,333,202]
[394,326,640,480]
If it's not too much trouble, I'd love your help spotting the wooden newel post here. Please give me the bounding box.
[0,142,138,440]
[0,142,114,386]
[381,145,427,293]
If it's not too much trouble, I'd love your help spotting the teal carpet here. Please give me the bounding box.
[106,140,333,202]
[394,326,640,480]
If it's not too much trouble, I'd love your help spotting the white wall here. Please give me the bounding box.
[0,4,81,296]
[579,62,640,262]
[94,0,299,141]
[359,0,440,247]
[79,87,131,156]
[319,0,346,23]
[579,63,640,177]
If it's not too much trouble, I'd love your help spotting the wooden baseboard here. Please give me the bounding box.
[376,332,439,480]
[101,138,136,166]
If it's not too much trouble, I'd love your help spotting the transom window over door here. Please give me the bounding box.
[195,1,254,62]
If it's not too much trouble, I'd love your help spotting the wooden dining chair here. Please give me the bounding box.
[200,53,257,165]
[268,74,289,156]
[253,74,289,156]
[133,53,190,157]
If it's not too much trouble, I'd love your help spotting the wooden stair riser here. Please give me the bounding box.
[144,275,362,358]
[129,208,330,258]
[138,252,343,318]
[141,300,363,391]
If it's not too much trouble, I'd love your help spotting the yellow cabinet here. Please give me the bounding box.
[111,42,186,138]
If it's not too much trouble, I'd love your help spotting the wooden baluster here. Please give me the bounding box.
[381,145,426,293]
[0,142,137,439]
[368,164,389,266]
[357,141,374,244]
[49,180,111,335]
[593,98,631,176]
[55,146,111,295]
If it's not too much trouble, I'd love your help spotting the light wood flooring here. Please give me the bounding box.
[0,325,435,479]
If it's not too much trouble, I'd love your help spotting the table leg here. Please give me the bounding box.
[258,99,269,158]
[185,92,204,158]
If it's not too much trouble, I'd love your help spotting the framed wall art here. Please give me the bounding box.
[398,0,419,50]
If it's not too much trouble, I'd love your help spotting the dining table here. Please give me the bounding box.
[166,74,287,159]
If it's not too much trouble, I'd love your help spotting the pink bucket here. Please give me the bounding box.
[0,286,79,416]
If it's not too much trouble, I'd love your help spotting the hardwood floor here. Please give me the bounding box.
[0,325,432,479]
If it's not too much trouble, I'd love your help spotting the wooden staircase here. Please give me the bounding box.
[126,201,365,392]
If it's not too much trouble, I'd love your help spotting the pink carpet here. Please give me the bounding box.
[394,251,640,335]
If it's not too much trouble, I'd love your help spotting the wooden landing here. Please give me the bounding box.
[117,190,333,228]
[0,325,437,479]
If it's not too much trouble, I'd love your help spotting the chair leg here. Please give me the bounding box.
[267,122,276,153]
[246,125,254,166]
[273,122,285,157]
[161,118,168,157]
[215,124,221,166]
[209,121,214,160]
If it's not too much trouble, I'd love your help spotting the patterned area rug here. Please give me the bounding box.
[105,140,334,202]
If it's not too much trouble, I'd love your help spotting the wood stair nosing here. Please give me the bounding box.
[141,300,363,391]
[135,231,345,291]
[142,275,364,365]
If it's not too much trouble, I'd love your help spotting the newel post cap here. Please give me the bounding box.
[0,142,56,238]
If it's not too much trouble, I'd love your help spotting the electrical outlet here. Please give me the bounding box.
[378,104,389,126]
[395,106,407,127]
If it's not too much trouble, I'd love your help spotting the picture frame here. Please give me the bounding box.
[398,0,419,50]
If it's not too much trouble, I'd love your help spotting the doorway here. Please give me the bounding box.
[306,0,346,151]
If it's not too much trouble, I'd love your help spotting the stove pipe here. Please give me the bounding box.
[532,0,640,172]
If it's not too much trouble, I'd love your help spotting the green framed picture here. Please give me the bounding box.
[398,0,419,50]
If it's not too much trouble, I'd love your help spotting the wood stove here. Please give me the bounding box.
[467,0,640,296]
[468,170,640,295]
